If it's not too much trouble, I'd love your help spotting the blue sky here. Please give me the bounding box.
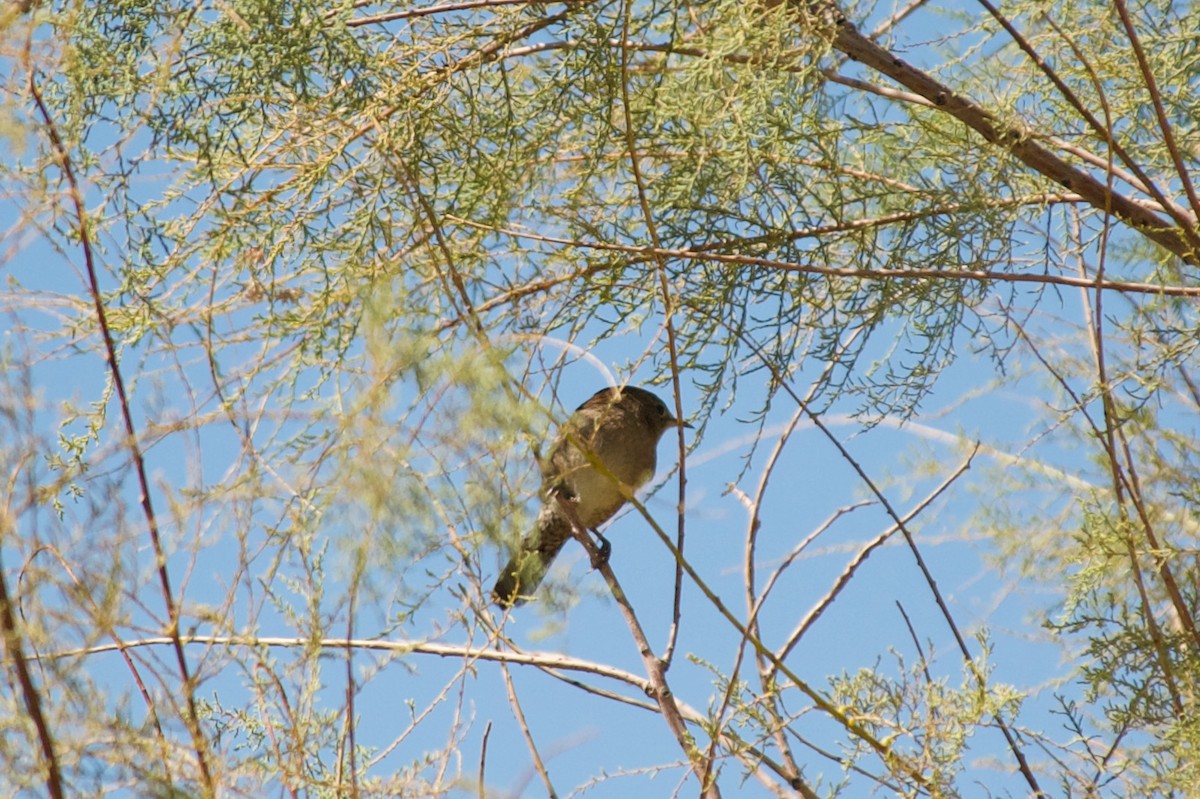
[3,2,1194,797]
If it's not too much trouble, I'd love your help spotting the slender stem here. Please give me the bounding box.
[554,495,721,798]
[27,69,215,795]
[616,0,689,669]
[500,662,559,798]
[444,217,1200,298]
[0,548,64,799]
[1110,0,1200,224]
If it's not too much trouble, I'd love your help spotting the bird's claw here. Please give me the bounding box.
[590,529,611,569]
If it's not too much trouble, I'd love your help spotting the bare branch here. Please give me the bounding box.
[26,66,214,796]
[824,7,1199,264]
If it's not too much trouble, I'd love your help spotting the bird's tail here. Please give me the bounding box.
[492,512,571,607]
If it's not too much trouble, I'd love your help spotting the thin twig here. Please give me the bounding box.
[35,625,914,789]
[343,0,580,27]
[773,447,978,664]
[443,218,1200,298]
[28,546,172,780]
[704,315,1035,795]
[478,721,491,799]
[500,661,558,798]
[615,0,690,672]
[0,547,64,799]
[866,0,930,39]
[553,494,720,798]
[1003,295,1187,712]
[26,68,215,795]
[802,408,1044,795]
[729,331,864,790]
[895,602,936,690]
[1070,206,1198,688]
[600,491,935,790]
[339,578,360,798]
[1106,0,1200,225]
[35,635,650,686]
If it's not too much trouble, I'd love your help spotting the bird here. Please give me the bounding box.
[492,385,689,607]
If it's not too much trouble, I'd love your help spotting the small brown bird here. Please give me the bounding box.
[492,386,689,607]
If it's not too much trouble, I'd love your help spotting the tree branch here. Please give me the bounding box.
[821,5,1199,265]
[27,67,214,796]
[551,495,721,798]
[445,217,1200,297]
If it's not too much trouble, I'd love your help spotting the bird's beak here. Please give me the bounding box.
[677,419,694,429]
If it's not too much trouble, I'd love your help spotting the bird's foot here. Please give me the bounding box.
[548,482,577,502]
[589,529,611,569]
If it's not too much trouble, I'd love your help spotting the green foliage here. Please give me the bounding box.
[2,0,1199,795]
[827,642,1022,795]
